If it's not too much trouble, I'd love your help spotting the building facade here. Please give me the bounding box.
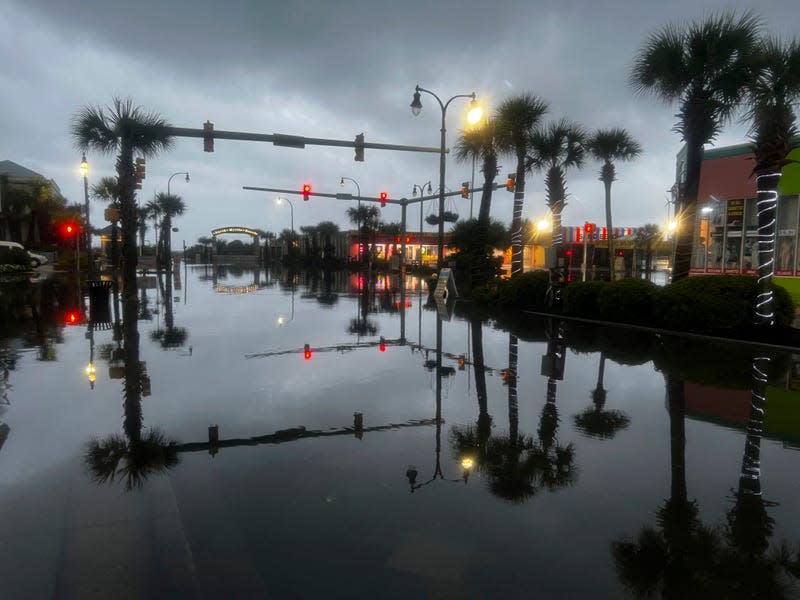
[683,140,800,277]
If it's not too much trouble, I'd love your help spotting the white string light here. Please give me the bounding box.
[754,172,780,326]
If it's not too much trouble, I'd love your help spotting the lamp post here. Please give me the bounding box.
[412,181,432,264]
[340,177,361,259]
[411,85,482,268]
[167,171,190,197]
[79,154,93,278]
[162,172,189,269]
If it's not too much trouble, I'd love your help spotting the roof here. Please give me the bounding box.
[0,160,45,180]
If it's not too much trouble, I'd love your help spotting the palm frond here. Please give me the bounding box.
[495,93,549,154]
[72,104,118,154]
[454,118,497,164]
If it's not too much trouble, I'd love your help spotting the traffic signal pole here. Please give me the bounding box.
[168,127,443,156]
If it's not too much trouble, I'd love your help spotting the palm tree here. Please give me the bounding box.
[154,192,185,271]
[586,129,642,280]
[316,221,339,260]
[496,94,549,278]
[145,198,162,261]
[72,98,174,304]
[528,119,586,252]
[454,118,501,286]
[631,11,762,281]
[745,37,800,326]
[346,205,380,267]
[136,206,149,256]
[90,176,122,271]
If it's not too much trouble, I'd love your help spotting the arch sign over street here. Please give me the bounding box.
[211,226,259,238]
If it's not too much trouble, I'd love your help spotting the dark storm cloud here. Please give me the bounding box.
[4,0,797,243]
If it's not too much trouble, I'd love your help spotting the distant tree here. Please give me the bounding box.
[586,128,642,280]
[154,192,185,270]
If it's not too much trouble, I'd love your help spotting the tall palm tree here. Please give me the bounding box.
[631,11,762,281]
[346,205,380,267]
[745,37,800,326]
[586,128,642,280]
[90,176,122,271]
[72,98,174,304]
[496,94,549,278]
[455,118,501,286]
[145,198,162,261]
[136,206,149,256]
[528,119,586,251]
[316,221,339,260]
[154,192,185,271]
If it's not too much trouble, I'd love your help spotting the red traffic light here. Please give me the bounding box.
[62,222,78,237]
[584,222,595,235]
[303,343,312,360]
[506,174,516,192]
[64,309,82,325]
[379,191,388,207]
[302,184,311,201]
[565,249,573,257]
[379,337,386,352]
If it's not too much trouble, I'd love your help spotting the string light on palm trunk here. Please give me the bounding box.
[755,172,779,326]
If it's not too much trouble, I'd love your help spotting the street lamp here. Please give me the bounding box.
[167,171,190,196]
[276,197,294,233]
[340,177,361,259]
[411,85,481,268]
[79,154,93,278]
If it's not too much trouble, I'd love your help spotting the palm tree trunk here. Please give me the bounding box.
[604,176,615,281]
[673,141,702,281]
[510,153,526,278]
[472,154,497,287]
[754,170,780,327]
[740,356,769,496]
[115,142,138,309]
[122,274,142,445]
[471,317,491,442]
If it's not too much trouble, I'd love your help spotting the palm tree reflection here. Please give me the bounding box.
[150,271,188,349]
[85,280,179,491]
[573,352,631,439]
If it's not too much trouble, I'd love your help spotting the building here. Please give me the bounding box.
[680,139,800,277]
[0,160,67,245]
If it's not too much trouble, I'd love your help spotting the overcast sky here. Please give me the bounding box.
[2,0,797,245]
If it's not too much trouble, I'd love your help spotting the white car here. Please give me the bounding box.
[0,241,48,267]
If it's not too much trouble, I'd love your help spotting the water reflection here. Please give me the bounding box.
[573,352,631,439]
[85,277,180,490]
[150,271,189,350]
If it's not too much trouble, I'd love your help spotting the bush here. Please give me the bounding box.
[471,285,499,305]
[653,275,795,334]
[563,281,607,318]
[597,278,659,325]
[496,271,550,311]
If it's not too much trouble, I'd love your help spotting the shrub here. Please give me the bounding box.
[597,278,659,325]
[471,284,499,305]
[496,271,550,311]
[653,275,795,334]
[563,281,607,318]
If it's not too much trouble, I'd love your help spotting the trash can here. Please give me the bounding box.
[88,280,113,324]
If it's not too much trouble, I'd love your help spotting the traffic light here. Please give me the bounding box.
[379,337,386,352]
[64,309,82,325]
[506,173,516,192]
[460,181,469,198]
[303,184,311,201]
[565,248,573,257]
[134,157,145,189]
[354,132,364,162]
[379,191,388,208]
[303,343,312,360]
[61,221,78,239]
[203,120,214,152]
[584,222,595,236]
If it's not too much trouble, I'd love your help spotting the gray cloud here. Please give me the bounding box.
[3,0,796,244]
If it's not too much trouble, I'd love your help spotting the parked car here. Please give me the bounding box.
[0,241,48,267]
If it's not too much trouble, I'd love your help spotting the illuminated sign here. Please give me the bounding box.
[211,226,259,238]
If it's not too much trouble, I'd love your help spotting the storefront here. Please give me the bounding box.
[688,141,800,276]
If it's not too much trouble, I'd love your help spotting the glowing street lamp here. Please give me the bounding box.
[411,85,482,268]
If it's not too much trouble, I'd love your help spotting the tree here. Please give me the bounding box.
[745,37,800,326]
[586,128,642,280]
[496,94,549,278]
[90,176,122,271]
[346,205,380,266]
[631,11,761,281]
[136,205,149,256]
[154,192,185,270]
[316,221,339,260]
[72,98,174,306]
[528,118,587,250]
[454,118,501,286]
[573,352,631,439]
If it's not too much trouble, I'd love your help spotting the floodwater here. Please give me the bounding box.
[1,265,799,599]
